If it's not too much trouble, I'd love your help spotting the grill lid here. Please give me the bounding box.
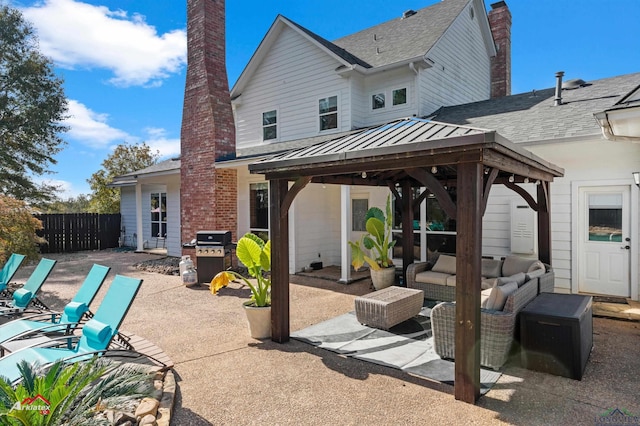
[196,230,232,246]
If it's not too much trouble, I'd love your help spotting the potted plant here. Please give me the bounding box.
[210,233,272,339]
[348,195,397,290]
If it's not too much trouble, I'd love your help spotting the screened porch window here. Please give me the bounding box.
[150,192,167,239]
[250,182,269,242]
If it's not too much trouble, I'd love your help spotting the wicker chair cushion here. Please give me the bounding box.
[481,278,497,290]
[431,254,457,275]
[481,258,503,278]
[415,271,450,286]
[484,281,518,310]
[445,275,457,287]
[501,255,536,277]
[497,272,526,287]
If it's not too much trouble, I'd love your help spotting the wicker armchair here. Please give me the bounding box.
[430,277,539,370]
[406,261,457,302]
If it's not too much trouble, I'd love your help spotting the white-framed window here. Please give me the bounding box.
[372,93,385,110]
[262,110,277,141]
[319,95,338,131]
[351,198,369,232]
[249,182,269,241]
[392,87,407,106]
[150,192,167,239]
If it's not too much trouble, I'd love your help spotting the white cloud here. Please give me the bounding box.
[21,0,186,87]
[143,127,180,159]
[65,100,131,147]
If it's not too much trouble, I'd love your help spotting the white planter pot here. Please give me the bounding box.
[370,266,396,290]
[243,301,271,339]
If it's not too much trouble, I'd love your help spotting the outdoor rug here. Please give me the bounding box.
[292,307,501,395]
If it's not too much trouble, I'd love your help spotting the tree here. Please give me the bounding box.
[0,194,46,263]
[87,142,159,213]
[0,5,68,203]
[39,194,91,213]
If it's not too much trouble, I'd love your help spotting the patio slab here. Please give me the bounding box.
[8,250,640,425]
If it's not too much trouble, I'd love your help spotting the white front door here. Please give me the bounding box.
[578,186,631,296]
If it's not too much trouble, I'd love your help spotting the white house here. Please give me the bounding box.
[113,0,640,300]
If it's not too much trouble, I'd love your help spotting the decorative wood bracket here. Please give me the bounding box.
[504,181,539,211]
[482,168,499,215]
[280,176,312,219]
[406,168,457,220]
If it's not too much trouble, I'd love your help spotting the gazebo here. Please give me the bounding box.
[248,117,564,403]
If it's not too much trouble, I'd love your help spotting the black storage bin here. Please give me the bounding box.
[520,293,593,380]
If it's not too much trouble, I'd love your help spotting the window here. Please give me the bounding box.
[262,110,277,140]
[392,88,407,106]
[319,95,338,131]
[372,93,385,110]
[352,198,369,232]
[250,183,269,241]
[150,192,167,239]
[588,193,623,242]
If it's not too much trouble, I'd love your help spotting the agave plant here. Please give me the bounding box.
[349,195,396,271]
[210,233,271,307]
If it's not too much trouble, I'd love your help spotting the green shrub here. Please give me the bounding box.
[0,195,46,263]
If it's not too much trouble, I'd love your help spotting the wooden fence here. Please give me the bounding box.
[35,213,121,253]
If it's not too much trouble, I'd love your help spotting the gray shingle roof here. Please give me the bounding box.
[113,158,181,180]
[333,0,470,68]
[432,72,640,143]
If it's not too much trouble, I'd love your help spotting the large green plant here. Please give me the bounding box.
[349,195,396,271]
[211,233,271,307]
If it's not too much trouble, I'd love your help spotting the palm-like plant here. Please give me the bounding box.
[210,233,271,307]
[349,195,396,271]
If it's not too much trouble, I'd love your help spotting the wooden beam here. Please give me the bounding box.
[455,162,482,404]
[537,181,551,265]
[481,167,499,215]
[281,176,311,219]
[270,179,290,343]
[504,181,539,211]
[401,180,414,285]
[405,168,457,220]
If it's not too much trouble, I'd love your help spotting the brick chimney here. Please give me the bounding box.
[488,1,511,98]
[181,0,237,251]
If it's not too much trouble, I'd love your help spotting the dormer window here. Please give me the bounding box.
[319,95,338,131]
[262,110,277,140]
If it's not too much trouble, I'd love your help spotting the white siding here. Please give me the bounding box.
[165,175,181,257]
[119,186,137,247]
[355,68,418,127]
[235,26,351,148]
[419,3,491,116]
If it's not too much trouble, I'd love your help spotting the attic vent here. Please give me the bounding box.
[562,78,588,90]
[402,9,417,19]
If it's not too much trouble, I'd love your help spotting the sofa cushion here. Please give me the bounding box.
[497,272,526,287]
[445,275,457,287]
[480,288,493,308]
[527,260,545,273]
[415,271,450,286]
[502,255,537,277]
[484,281,518,311]
[481,258,503,278]
[431,254,457,275]
[481,278,497,290]
[526,268,546,281]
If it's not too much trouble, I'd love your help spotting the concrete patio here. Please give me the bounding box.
[8,250,640,425]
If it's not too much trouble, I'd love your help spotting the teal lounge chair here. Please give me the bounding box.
[0,274,142,384]
[0,253,26,297]
[0,264,110,350]
[0,258,56,316]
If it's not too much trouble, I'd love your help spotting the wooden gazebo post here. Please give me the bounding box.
[270,179,290,343]
[454,162,483,403]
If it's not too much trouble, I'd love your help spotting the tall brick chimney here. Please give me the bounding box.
[488,1,511,98]
[181,0,237,251]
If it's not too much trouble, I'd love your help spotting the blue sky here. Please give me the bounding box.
[9,0,640,199]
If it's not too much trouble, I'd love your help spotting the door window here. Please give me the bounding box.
[588,193,623,242]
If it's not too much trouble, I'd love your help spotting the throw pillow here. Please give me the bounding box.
[526,268,546,281]
[502,255,536,277]
[481,277,497,290]
[481,258,503,278]
[431,254,457,275]
[527,260,546,273]
[484,281,518,311]
[496,272,526,287]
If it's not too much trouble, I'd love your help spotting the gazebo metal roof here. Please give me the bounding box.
[248,116,564,404]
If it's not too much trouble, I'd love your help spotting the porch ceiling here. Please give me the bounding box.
[249,117,564,185]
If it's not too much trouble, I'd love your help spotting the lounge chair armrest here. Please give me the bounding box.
[406,262,432,289]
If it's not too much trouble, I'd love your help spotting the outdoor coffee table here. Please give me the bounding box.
[355,286,424,330]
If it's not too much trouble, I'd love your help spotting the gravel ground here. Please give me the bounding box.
[9,250,640,425]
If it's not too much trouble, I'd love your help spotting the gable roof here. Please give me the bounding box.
[231,0,493,97]
[432,72,640,144]
[109,158,181,187]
